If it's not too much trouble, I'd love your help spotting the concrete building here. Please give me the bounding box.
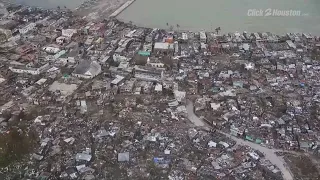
[56,36,67,44]
[85,36,95,46]
[146,57,165,68]
[200,31,207,43]
[43,46,60,54]
[9,61,50,75]
[155,83,163,92]
[72,60,101,79]
[134,66,163,82]
[111,75,125,86]
[19,23,36,34]
[153,42,174,54]
[286,40,296,49]
[62,29,77,38]
[120,79,136,93]
[182,32,188,41]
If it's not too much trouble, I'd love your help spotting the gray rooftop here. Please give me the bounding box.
[73,60,101,76]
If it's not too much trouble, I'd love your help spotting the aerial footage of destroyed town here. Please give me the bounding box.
[0,1,320,180]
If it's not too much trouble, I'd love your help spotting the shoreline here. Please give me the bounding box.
[109,0,136,17]
[113,17,317,38]
[114,17,319,36]
[4,1,318,36]
[73,0,133,21]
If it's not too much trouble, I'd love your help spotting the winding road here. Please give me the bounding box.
[186,99,294,180]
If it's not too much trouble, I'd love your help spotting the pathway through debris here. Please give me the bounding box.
[186,99,294,180]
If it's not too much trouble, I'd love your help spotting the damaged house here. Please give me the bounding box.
[72,60,101,79]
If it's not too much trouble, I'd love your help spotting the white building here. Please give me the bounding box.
[19,23,36,34]
[286,40,296,49]
[155,83,162,92]
[72,60,101,79]
[56,36,67,44]
[62,29,77,38]
[113,54,128,62]
[80,100,87,114]
[147,62,165,68]
[43,46,60,54]
[146,57,165,68]
[248,152,260,160]
[200,31,207,43]
[111,75,125,85]
[9,62,50,75]
[181,33,188,41]
[154,42,174,53]
[85,36,94,46]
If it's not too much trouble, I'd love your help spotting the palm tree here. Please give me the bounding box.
[57,6,60,10]
[176,24,180,31]
[166,22,169,26]
[215,27,221,34]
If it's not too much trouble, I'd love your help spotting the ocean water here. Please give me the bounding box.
[16,0,320,34]
[117,0,320,34]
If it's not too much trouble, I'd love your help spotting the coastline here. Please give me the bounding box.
[73,0,133,21]
[109,0,136,17]
[5,1,318,35]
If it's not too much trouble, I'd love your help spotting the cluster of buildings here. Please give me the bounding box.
[0,2,320,180]
[190,31,320,153]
